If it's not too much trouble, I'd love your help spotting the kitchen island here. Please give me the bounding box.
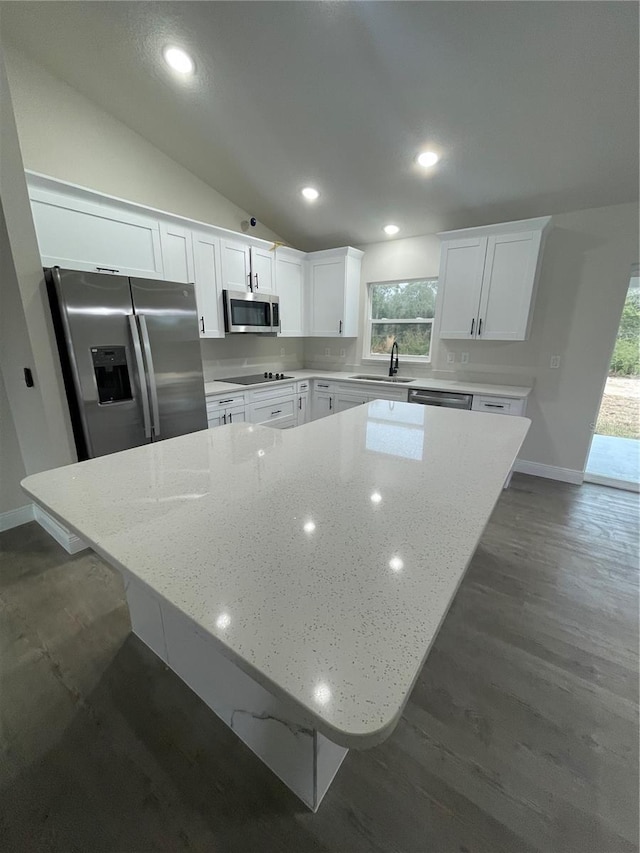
[22,402,529,810]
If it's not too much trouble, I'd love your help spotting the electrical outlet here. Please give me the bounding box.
[324,348,330,357]
[339,348,346,358]
[461,352,469,364]
[550,355,561,369]
[446,352,455,365]
[280,347,285,357]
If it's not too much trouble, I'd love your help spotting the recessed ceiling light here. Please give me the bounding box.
[301,187,319,201]
[163,46,195,75]
[417,151,439,168]
[383,224,399,236]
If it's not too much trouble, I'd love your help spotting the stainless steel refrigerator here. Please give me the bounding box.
[46,266,207,460]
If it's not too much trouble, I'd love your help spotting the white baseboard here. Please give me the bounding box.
[32,504,89,554]
[514,459,584,485]
[0,504,35,532]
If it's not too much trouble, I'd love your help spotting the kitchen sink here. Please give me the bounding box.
[349,374,414,383]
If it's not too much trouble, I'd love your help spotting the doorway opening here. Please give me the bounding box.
[585,267,640,491]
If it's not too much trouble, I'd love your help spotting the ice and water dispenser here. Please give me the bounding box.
[90,346,133,404]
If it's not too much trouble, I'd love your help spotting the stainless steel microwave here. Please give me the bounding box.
[222,289,280,334]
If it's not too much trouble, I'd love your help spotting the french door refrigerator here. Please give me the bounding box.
[47,266,207,460]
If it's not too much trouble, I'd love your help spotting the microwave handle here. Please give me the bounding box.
[271,301,280,331]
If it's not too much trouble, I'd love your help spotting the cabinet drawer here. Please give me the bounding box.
[472,395,525,416]
[206,393,245,411]
[249,382,296,402]
[313,380,335,392]
[250,397,296,424]
[296,380,310,392]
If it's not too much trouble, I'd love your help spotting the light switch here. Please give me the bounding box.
[461,352,469,364]
[446,352,455,364]
[550,356,561,369]
[339,348,346,358]
[324,348,330,356]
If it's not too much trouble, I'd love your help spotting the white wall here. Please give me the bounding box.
[200,337,304,383]
[306,203,639,474]
[2,46,283,244]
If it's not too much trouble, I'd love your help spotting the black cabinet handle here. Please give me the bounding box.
[23,367,34,388]
[470,318,475,336]
[484,403,505,409]
[248,273,253,292]
[478,318,483,336]
[222,413,226,424]
[329,397,333,410]
[229,411,233,423]
[317,383,329,388]
[299,397,302,410]
[200,316,205,333]
[271,410,282,416]
[255,273,259,290]
[339,320,342,334]
[218,399,234,404]
[96,266,119,273]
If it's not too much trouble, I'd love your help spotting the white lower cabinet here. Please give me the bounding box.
[333,389,369,413]
[247,382,297,429]
[296,381,310,426]
[471,395,526,416]
[206,393,246,428]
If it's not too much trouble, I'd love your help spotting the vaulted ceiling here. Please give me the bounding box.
[1,1,638,250]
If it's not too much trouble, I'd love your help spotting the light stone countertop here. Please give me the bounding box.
[204,369,533,399]
[22,403,530,748]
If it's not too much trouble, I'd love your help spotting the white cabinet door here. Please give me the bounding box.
[437,237,487,339]
[477,231,542,341]
[159,222,194,283]
[276,254,305,336]
[220,239,251,291]
[250,246,275,294]
[192,230,224,338]
[309,258,345,336]
[297,392,309,425]
[225,407,246,425]
[333,390,369,413]
[30,188,164,279]
[311,391,333,420]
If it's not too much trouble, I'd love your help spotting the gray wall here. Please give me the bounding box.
[2,46,282,244]
[0,369,27,515]
[304,202,639,474]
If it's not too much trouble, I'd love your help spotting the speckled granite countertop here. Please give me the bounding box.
[22,403,529,748]
[204,369,532,399]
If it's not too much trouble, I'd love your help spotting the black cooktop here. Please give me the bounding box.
[217,373,293,385]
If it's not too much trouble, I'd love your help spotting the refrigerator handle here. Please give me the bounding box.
[128,316,152,439]
[139,315,161,438]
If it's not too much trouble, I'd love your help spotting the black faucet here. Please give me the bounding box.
[389,340,399,378]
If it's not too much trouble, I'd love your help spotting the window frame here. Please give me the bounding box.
[362,277,438,364]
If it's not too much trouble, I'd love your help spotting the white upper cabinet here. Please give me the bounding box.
[220,238,275,294]
[275,248,305,336]
[220,238,252,291]
[437,238,487,339]
[477,231,545,340]
[250,245,275,294]
[192,229,224,338]
[29,185,164,279]
[437,217,551,342]
[159,221,194,283]
[307,247,363,337]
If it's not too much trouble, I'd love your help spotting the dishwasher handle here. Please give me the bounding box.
[409,389,473,409]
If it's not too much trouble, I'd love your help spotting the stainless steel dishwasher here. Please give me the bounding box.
[408,389,473,409]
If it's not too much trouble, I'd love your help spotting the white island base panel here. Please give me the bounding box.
[126,576,348,812]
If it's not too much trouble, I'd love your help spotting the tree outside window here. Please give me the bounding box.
[366,279,438,360]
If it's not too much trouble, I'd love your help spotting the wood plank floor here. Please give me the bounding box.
[0,474,638,852]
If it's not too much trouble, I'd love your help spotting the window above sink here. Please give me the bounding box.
[363,278,438,364]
